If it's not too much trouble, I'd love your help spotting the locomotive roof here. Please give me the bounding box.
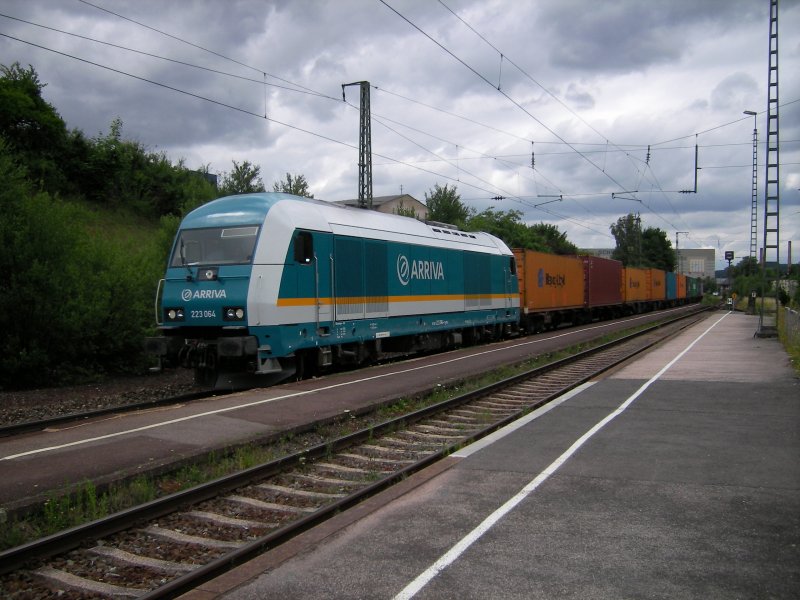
[181,193,511,255]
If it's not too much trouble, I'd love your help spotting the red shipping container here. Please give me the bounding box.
[582,255,623,307]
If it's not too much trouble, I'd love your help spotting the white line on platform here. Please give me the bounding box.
[392,311,730,600]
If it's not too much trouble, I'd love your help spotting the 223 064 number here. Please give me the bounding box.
[191,310,216,319]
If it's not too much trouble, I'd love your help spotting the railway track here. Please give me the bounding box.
[0,307,709,599]
[0,305,706,438]
[0,389,218,439]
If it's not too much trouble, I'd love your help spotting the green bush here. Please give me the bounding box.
[0,140,172,387]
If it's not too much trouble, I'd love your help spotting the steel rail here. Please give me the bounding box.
[0,389,218,438]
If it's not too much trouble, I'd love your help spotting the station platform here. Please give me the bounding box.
[197,311,799,599]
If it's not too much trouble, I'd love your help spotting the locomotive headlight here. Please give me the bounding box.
[165,307,185,321]
[223,306,246,321]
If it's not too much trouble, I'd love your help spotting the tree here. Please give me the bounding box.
[610,213,643,266]
[528,223,578,255]
[0,62,69,190]
[273,172,313,197]
[393,198,419,219]
[424,183,471,227]
[218,160,265,195]
[642,227,675,271]
[466,208,544,251]
[731,256,759,278]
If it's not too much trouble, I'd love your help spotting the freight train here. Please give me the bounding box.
[145,192,702,385]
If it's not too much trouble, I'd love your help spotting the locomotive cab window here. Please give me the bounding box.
[294,231,314,264]
[509,256,517,275]
[170,225,259,267]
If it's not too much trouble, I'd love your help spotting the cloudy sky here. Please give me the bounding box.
[2,0,799,269]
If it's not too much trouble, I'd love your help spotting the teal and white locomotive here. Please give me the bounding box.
[146,193,520,385]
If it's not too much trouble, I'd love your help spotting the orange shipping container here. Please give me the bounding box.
[648,268,666,301]
[513,250,585,311]
[676,273,687,299]
[622,267,649,303]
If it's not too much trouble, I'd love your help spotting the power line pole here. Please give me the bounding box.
[744,110,758,271]
[759,0,780,336]
[676,231,688,273]
[342,81,373,210]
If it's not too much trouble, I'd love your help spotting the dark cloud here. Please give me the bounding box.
[0,0,797,267]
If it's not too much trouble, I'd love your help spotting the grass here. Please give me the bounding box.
[777,306,800,376]
[0,312,687,551]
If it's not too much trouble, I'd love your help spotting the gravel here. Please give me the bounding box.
[0,370,197,427]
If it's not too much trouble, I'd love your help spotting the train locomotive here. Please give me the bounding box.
[145,192,521,385]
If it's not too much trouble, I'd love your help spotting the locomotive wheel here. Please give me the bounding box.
[294,351,318,381]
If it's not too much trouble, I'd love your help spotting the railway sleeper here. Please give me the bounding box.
[292,472,364,486]
[338,452,414,465]
[312,461,370,474]
[402,430,464,441]
[360,442,430,455]
[90,545,199,575]
[256,483,346,500]
[452,405,510,415]
[414,423,470,434]
[141,525,244,550]
[34,566,141,599]
[377,436,443,450]
[226,494,316,514]
[183,510,269,530]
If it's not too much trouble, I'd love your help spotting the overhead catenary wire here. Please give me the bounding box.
[4,28,617,237]
[378,0,634,196]
[6,3,786,250]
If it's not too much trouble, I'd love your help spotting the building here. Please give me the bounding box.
[676,248,715,280]
[582,247,715,280]
[332,194,428,220]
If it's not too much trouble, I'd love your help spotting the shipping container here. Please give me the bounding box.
[514,250,585,310]
[647,268,666,302]
[676,273,687,300]
[687,276,701,298]
[514,250,586,331]
[665,271,677,302]
[622,267,649,303]
[582,255,623,307]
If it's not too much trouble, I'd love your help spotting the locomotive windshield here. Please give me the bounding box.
[170,226,259,267]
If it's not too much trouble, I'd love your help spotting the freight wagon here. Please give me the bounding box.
[648,268,666,306]
[622,267,650,311]
[513,250,586,332]
[666,271,677,305]
[582,255,623,320]
[677,273,687,300]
